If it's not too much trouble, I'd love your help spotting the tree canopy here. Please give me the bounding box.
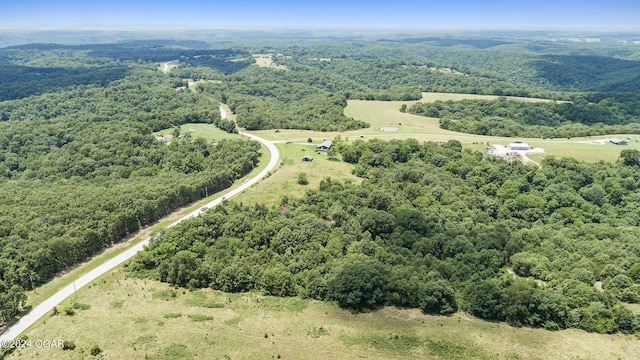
[129,138,640,334]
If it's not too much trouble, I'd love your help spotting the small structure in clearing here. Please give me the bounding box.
[156,134,174,142]
[316,140,333,151]
[507,141,530,151]
[610,138,628,145]
[485,143,544,165]
[302,155,314,162]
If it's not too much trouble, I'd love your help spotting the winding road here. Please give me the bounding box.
[0,129,279,343]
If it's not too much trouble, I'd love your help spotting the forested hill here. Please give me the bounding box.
[408,93,640,138]
[0,43,253,101]
[0,66,260,326]
[129,138,640,334]
[532,55,640,93]
[2,33,640,330]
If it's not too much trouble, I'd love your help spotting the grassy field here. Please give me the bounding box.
[153,123,244,142]
[253,54,287,70]
[251,93,635,163]
[9,270,640,360]
[253,55,272,67]
[234,141,361,207]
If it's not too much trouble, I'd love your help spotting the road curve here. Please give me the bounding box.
[0,131,279,342]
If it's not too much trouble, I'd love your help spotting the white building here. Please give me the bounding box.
[507,142,530,151]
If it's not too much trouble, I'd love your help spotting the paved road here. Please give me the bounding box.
[0,130,279,342]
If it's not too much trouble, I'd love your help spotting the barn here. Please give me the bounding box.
[610,138,628,145]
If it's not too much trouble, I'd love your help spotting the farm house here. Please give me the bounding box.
[316,140,333,151]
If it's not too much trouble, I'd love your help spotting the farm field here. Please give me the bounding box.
[8,270,640,360]
[253,54,287,70]
[252,92,637,164]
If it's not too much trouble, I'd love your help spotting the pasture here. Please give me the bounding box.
[9,271,640,360]
[253,54,287,70]
[233,141,361,207]
[253,93,634,163]
[152,123,244,142]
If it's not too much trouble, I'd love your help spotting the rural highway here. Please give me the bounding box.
[0,129,280,343]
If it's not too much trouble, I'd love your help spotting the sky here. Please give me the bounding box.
[1,0,639,30]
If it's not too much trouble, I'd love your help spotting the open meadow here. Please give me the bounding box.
[8,270,640,360]
[233,142,361,207]
[251,92,637,163]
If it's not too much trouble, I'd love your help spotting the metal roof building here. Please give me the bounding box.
[610,138,628,145]
[507,142,530,151]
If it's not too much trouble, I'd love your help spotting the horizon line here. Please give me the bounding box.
[1,25,640,33]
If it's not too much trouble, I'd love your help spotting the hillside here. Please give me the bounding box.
[2,32,640,358]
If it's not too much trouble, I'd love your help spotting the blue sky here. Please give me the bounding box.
[1,0,639,30]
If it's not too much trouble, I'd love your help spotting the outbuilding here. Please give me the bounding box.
[316,140,333,151]
[507,141,530,151]
[610,138,628,145]
[302,155,314,162]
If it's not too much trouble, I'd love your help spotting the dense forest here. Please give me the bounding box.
[0,64,259,323]
[407,94,640,138]
[2,33,640,331]
[128,139,640,334]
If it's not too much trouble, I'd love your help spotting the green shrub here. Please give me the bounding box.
[297,172,309,185]
[62,340,76,350]
[163,312,183,319]
[188,314,213,322]
[90,344,102,356]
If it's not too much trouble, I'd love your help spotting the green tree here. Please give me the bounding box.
[620,149,640,167]
[327,255,388,310]
[418,280,458,315]
[259,266,296,297]
[327,147,338,160]
[167,250,201,288]
[464,278,503,320]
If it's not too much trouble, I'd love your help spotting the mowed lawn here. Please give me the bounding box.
[10,271,640,360]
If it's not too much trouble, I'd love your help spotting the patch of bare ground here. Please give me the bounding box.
[507,267,548,286]
[595,281,604,292]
